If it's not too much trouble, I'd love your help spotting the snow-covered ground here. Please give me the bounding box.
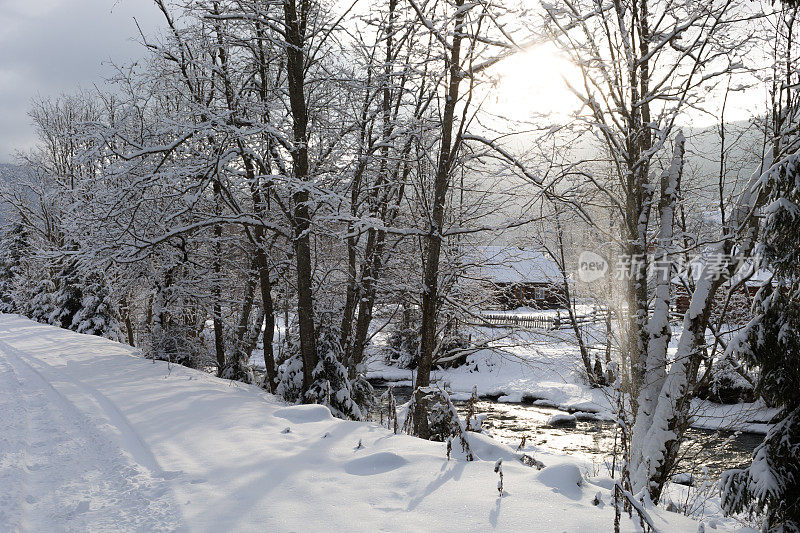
[0,314,735,532]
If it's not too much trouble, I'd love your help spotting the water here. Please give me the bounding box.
[372,385,762,482]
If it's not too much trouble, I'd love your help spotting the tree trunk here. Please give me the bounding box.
[224,256,258,382]
[343,0,399,375]
[631,266,722,502]
[284,0,318,395]
[555,216,595,383]
[414,0,466,439]
[629,133,684,490]
[349,231,387,376]
[121,295,135,347]
[256,247,277,391]
[212,180,226,376]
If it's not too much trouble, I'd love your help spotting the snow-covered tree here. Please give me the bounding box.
[720,2,800,526]
[0,223,28,313]
[278,314,372,420]
[540,0,767,501]
[70,272,123,342]
[49,259,83,330]
[21,275,56,325]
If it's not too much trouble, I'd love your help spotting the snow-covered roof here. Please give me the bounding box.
[464,246,562,284]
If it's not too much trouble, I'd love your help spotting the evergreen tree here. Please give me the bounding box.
[23,278,56,324]
[721,154,800,532]
[49,259,83,329]
[276,314,372,420]
[0,223,28,313]
[71,272,123,342]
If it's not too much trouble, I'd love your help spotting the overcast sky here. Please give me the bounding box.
[0,0,765,164]
[0,0,164,162]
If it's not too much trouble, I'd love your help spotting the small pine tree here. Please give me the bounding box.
[275,322,305,402]
[276,314,373,420]
[275,352,305,402]
[25,278,57,324]
[0,223,28,313]
[49,259,83,329]
[306,316,372,420]
[71,273,123,342]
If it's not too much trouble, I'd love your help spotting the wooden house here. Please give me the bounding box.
[673,263,773,324]
[465,246,567,310]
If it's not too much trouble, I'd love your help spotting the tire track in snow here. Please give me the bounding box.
[0,338,185,532]
[0,352,32,532]
[17,344,168,476]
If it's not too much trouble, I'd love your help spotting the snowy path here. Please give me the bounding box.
[0,337,182,531]
[0,315,711,532]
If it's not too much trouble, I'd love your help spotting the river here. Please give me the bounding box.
[372,385,761,484]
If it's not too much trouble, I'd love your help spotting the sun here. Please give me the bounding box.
[489,41,762,128]
[489,42,583,122]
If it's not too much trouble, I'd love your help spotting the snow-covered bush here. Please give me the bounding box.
[149,322,210,369]
[275,351,304,403]
[25,278,57,324]
[404,386,473,453]
[275,321,307,402]
[385,309,420,368]
[306,318,367,420]
[438,330,471,369]
[277,315,373,420]
[696,356,755,404]
[147,288,212,369]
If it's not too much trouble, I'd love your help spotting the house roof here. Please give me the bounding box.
[463,246,562,284]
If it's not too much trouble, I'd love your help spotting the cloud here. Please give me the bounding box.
[0,0,163,161]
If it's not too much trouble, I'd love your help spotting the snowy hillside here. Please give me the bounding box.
[0,314,719,532]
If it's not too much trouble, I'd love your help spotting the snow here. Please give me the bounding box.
[547,413,578,427]
[0,314,715,532]
[537,463,585,500]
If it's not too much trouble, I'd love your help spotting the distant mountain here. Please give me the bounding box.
[465,120,766,243]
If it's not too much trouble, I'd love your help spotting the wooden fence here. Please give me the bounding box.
[464,309,609,330]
